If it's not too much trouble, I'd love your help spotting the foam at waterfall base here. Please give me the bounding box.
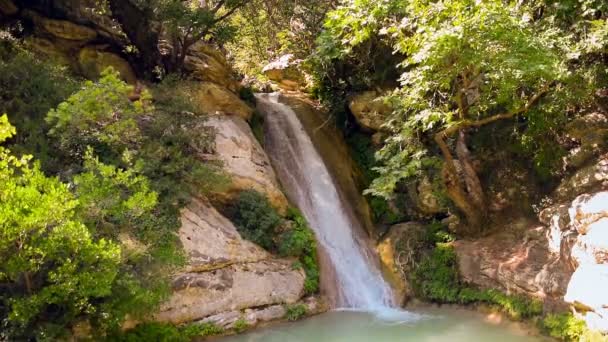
[334,307,428,324]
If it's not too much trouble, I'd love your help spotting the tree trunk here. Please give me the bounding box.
[435,129,485,235]
[107,0,163,79]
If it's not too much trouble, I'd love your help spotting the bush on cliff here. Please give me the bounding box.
[231,190,320,294]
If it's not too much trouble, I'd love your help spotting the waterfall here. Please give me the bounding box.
[256,93,396,312]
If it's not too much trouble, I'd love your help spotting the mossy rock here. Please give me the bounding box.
[78,46,136,84]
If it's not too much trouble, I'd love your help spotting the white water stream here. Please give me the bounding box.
[256,93,397,314]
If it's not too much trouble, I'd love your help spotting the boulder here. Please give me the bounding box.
[0,0,18,15]
[262,54,307,91]
[564,112,608,169]
[193,82,253,120]
[179,198,269,272]
[156,260,305,324]
[205,115,288,212]
[348,90,392,131]
[415,177,442,214]
[185,43,240,92]
[555,155,608,201]
[377,222,425,304]
[454,222,572,307]
[78,46,137,84]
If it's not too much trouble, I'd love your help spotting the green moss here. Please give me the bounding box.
[230,193,320,295]
[233,318,249,333]
[539,313,604,342]
[411,226,543,321]
[281,208,320,295]
[285,304,308,321]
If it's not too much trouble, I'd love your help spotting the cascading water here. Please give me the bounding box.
[256,93,398,313]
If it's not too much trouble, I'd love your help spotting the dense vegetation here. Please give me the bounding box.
[2,0,608,340]
[0,39,225,338]
[311,0,607,234]
[231,190,320,295]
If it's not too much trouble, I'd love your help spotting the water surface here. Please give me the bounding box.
[219,308,544,342]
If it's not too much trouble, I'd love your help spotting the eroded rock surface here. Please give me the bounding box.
[179,198,269,272]
[205,115,288,212]
[454,222,572,308]
[157,260,305,324]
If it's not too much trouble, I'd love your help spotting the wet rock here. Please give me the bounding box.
[156,260,305,324]
[193,82,253,120]
[179,198,269,272]
[262,54,307,91]
[377,222,426,305]
[78,46,137,84]
[348,90,392,132]
[204,115,288,212]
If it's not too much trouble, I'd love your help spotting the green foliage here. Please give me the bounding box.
[313,0,604,210]
[230,192,319,295]
[411,223,542,321]
[284,304,307,321]
[0,115,122,340]
[112,321,224,341]
[233,190,282,250]
[281,208,320,295]
[182,322,224,338]
[74,149,158,239]
[46,68,149,160]
[226,0,336,77]
[540,313,605,342]
[0,43,78,169]
[113,322,187,342]
[233,317,249,333]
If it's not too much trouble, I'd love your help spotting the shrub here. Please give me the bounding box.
[233,190,282,250]
[285,304,307,321]
[540,313,588,341]
[233,318,249,333]
[0,115,122,340]
[46,68,149,161]
[0,43,78,170]
[182,322,224,338]
[281,208,320,294]
[411,225,543,321]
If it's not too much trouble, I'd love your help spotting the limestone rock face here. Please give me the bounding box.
[205,115,288,211]
[185,43,240,92]
[262,54,307,91]
[348,90,391,131]
[157,260,305,324]
[454,222,572,308]
[555,155,608,201]
[179,198,269,272]
[377,222,425,304]
[78,46,137,84]
[564,113,608,169]
[194,82,253,120]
